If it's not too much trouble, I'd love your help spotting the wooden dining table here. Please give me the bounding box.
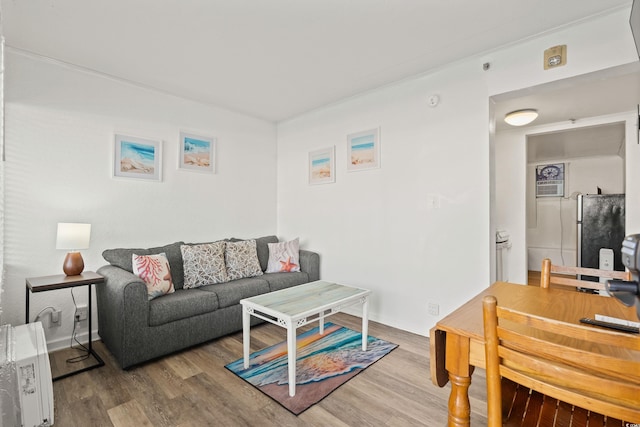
[429,281,639,427]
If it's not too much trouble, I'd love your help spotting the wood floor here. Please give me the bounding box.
[49,313,488,426]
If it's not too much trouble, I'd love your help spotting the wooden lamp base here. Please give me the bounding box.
[63,252,85,276]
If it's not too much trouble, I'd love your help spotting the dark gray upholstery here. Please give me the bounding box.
[96,236,320,369]
[199,277,270,308]
[262,271,310,292]
[299,250,320,282]
[148,289,218,326]
[102,241,187,289]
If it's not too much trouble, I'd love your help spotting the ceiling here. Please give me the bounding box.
[493,63,640,132]
[493,62,640,163]
[2,0,635,122]
[527,122,626,164]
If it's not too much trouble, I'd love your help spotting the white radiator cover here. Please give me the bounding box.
[0,322,54,427]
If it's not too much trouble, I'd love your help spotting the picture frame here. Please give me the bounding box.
[309,146,335,185]
[178,131,216,173]
[347,127,380,172]
[113,134,162,181]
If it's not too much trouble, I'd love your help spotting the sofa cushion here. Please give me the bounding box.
[199,277,270,308]
[225,240,263,280]
[148,288,219,326]
[132,253,175,300]
[262,272,311,292]
[103,241,186,289]
[266,238,301,273]
[181,242,228,288]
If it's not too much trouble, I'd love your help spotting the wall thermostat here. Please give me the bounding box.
[428,95,440,107]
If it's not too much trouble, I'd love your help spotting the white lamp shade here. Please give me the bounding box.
[504,109,538,126]
[56,223,91,250]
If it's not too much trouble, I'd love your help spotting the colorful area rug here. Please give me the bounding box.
[225,322,398,415]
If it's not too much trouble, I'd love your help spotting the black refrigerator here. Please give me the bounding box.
[577,193,626,282]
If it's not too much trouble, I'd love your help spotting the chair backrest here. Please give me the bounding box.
[482,295,640,426]
[540,258,631,291]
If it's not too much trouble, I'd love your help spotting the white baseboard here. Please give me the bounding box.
[46,329,100,352]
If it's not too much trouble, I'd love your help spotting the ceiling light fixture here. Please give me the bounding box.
[504,109,539,126]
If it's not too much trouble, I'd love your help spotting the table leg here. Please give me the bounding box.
[25,286,30,323]
[319,311,325,334]
[362,296,369,351]
[88,284,93,353]
[243,305,250,369]
[53,281,104,381]
[448,373,472,427]
[445,333,472,427]
[287,323,296,397]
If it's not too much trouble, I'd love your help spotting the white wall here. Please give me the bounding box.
[277,62,491,336]
[1,51,278,348]
[277,7,637,336]
[526,156,624,270]
[625,117,640,234]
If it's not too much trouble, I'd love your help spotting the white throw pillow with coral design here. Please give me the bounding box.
[132,252,175,300]
[266,238,301,273]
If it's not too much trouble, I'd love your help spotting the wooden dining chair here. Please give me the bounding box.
[482,295,640,427]
[540,258,631,291]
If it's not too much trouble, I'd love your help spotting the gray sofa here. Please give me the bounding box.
[96,236,320,369]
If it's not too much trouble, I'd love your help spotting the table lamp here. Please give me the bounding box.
[56,223,91,276]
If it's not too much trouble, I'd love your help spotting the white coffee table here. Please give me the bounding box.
[240,280,371,397]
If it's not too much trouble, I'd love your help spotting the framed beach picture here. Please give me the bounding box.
[309,146,335,185]
[179,131,216,173]
[347,128,380,172]
[113,134,162,181]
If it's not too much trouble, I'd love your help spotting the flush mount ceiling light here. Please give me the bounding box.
[504,109,539,126]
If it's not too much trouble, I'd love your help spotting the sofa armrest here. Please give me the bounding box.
[299,249,320,282]
[96,265,149,366]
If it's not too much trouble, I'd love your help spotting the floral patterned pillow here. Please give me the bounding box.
[181,241,229,288]
[132,253,175,300]
[225,240,264,280]
[266,238,301,273]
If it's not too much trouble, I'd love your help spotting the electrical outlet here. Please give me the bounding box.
[50,309,62,327]
[427,302,440,316]
[76,305,88,321]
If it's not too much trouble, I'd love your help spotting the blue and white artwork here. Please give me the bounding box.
[179,131,216,173]
[309,146,335,184]
[347,128,380,171]
[114,134,162,181]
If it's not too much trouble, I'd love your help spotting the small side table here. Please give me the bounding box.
[26,271,105,381]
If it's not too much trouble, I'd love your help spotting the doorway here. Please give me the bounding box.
[491,62,640,285]
[525,122,626,274]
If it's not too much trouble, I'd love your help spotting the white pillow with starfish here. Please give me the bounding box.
[266,238,301,273]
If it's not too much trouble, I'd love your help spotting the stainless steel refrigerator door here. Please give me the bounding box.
[577,194,626,279]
